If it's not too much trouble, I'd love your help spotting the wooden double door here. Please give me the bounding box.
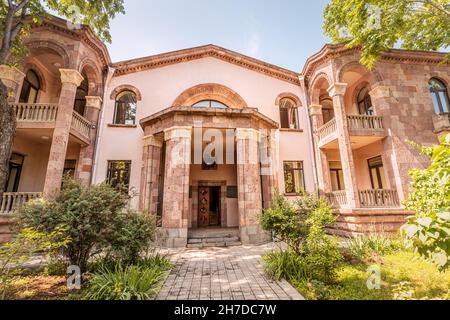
[198,186,221,227]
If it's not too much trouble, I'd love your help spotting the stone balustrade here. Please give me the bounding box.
[347,115,384,131]
[317,118,337,142]
[11,103,92,142]
[12,103,58,122]
[359,189,400,208]
[325,191,347,208]
[318,115,385,146]
[0,192,42,214]
[71,111,92,141]
[432,112,450,133]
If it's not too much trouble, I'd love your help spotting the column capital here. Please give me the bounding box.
[235,128,260,141]
[85,96,103,110]
[164,126,192,141]
[0,65,25,85]
[143,135,163,147]
[327,82,348,97]
[60,69,84,86]
[309,104,323,116]
[369,85,390,99]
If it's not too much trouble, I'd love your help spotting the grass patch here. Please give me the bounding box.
[289,251,450,300]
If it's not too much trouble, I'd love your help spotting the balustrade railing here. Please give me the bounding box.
[0,192,42,214]
[359,189,400,208]
[325,191,347,208]
[71,111,91,140]
[12,103,58,122]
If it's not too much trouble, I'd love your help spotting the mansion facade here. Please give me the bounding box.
[0,17,449,246]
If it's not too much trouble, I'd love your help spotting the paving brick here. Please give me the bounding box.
[157,244,305,300]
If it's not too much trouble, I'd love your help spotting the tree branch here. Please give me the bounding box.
[414,0,450,18]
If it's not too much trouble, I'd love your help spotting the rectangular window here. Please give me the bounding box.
[283,161,305,194]
[5,153,24,192]
[368,156,386,189]
[63,160,77,178]
[107,160,131,189]
[329,161,344,191]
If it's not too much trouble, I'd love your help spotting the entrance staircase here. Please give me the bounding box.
[187,228,241,248]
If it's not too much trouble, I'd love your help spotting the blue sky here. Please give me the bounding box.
[106,0,331,72]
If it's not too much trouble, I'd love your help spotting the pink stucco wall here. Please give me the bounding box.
[93,57,316,210]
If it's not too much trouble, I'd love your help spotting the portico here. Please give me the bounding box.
[139,106,279,248]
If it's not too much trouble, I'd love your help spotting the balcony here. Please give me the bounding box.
[432,112,450,137]
[358,189,400,208]
[325,191,347,208]
[12,103,92,145]
[0,192,42,215]
[325,189,400,209]
[318,115,386,149]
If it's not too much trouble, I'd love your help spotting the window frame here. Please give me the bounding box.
[5,153,24,193]
[368,156,386,190]
[192,100,229,108]
[329,161,344,191]
[279,98,299,130]
[357,88,374,116]
[283,161,306,195]
[19,70,40,103]
[429,78,450,114]
[113,91,137,125]
[106,160,132,189]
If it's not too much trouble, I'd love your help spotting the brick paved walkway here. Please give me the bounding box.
[157,243,304,300]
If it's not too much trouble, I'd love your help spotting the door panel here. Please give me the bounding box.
[198,187,210,227]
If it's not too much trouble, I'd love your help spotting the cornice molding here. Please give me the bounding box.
[302,43,448,82]
[112,45,301,85]
[28,17,111,67]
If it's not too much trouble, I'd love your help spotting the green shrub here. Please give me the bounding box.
[260,193,307,252]
[108,211,157,265]
[0,226,70,299]
[345,234,407,261]
[263,249,308,281]
[15,178,157,272]
[84,263,168,300]
[260,193,336,254]
[261,193,342,282]
[402,134,450,270]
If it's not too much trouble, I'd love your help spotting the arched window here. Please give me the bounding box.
[321,98,334,124]
[19,70,40,103]
[357,88,374,115]
[192,100,228,108]
[429,78,449,114]
[279,98,299,129]
[113,91,137,125]
[74,73,88,116]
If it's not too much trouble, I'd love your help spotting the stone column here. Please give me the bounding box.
[75,96,102,186]
[44,69,83,197]
[369,85,407,201]
[140,135,163,215]
[0,65,25,102]
[328,83,360,208]
[236,128,270,244]
[260,129,279,209]
[309,104,332,194]
[161,126,191,248]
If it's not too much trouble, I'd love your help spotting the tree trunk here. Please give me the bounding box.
[0,81,16,198]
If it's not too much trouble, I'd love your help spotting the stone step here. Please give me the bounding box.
[188,236,240,244]
[187,241,242,249]
[187,228,240,239]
